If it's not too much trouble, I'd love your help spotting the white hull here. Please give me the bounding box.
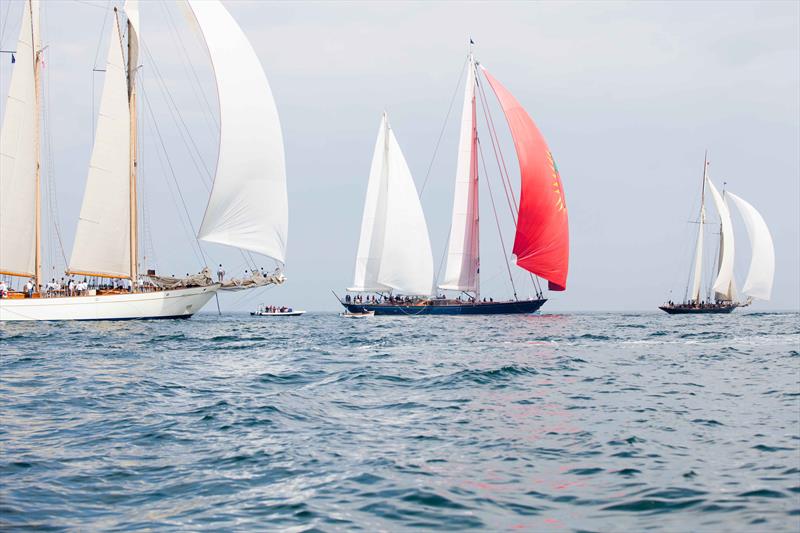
[0,285,219,321]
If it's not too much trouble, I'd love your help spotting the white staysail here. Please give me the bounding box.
[377,121,434,296]
[189,0,288,264]
[69,16,131,278]
[350,114,391,292]
[727,192,774,300]
[705,177,735,299]
[0,0,39,277]
[439,55,479,293]
[690,206,705,303]
[350,114,434,295]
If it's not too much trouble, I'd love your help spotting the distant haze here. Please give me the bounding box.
[1,0,797,312]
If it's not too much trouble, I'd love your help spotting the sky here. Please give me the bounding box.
[1,0,798,312]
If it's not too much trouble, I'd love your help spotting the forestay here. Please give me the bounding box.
[0,0,39,277]
[440,55,479,293]
[727,192,774,300]
[69,16,131,278]
[189,0,288,264]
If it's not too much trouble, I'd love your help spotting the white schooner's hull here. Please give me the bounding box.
[0,285,219,321]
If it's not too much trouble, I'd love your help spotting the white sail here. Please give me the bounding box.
[727,192,774,300]
[0,1,39,277]
[690,206,705,303]
[189,0,288,264]
[69,16,131,278]
[439,55,479,293]
[705,177,735,299]
[350,114,391,292]
[377,122,434,296]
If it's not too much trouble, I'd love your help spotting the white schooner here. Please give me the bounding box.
[0,0,287,321]
[660,153,775,314]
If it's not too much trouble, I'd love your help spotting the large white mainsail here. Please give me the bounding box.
[727,192,774,300]
[188,0,288,264]
[378,120,434,295]
[439,55,479,293]
[350,114,391,292]
[68,14,131,279]
[705,177,735,299]
[0,0,39,278]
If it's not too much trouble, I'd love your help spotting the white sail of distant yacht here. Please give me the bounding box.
[660,153,775,314]
[0,0,288,321]
[350,113,434,296]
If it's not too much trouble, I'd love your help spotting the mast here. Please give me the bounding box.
[32,0,42,292]
[125,7,138,290]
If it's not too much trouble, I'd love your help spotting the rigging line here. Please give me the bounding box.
[140,81,208,268]
[477,74,518,212]
[477,138,517,300]
[419,56,468,196]
[71,0,113,11]
[140,40,213,189]
[476,74,517,221]
[159,0,219,131]
[42,47,68,269]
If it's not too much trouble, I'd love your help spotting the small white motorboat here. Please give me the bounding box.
[341,310,374,318]
[251,306,305,317]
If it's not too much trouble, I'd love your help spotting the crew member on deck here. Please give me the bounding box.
[217,264,225,282]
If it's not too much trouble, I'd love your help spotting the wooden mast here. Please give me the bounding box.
[124,7,138,291]
[32,0,42,293]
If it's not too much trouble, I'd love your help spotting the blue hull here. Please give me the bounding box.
[341,299,547,316]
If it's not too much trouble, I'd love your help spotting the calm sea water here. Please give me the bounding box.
[1,311,798,531]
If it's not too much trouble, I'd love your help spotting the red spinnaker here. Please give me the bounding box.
[481,67,569,291]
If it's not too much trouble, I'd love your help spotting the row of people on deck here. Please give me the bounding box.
[344,294,497,305]
[0,277,158,298]
[665,300,731,309]
[216,264,278,283]
[258,305,292,313]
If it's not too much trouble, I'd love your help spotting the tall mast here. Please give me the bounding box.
[471,52,479,303]
[32,0,42,292]
[126,8,138,290]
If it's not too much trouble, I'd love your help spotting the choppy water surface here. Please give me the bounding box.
[1,312,799,531]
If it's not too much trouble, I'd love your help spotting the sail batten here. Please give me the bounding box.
[440,55,479,293]
[69,14,131,279]
[481,66,569,291]
[189,0,288,264]
[727,192,774,300]
[0,0,39,278]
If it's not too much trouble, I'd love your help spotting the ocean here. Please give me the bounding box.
[1,312,798,531]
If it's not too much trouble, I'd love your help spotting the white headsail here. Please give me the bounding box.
[690,205,705,303]
[350,114,391,292]
[0,0,39,277]
[378,120,434,295]
[188,0,288,264]
[439,55,479,293]
[69,15,131,278]
[705,177,735,300]
[350,114,433,295]
[727,192,774,300]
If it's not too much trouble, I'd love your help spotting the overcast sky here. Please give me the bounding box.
[1,0,798,312]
